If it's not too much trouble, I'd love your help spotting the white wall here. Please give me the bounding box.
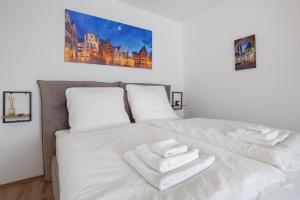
[183,0,300,131]
[0,0,183,184]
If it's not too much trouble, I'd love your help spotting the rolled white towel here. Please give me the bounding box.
[227,130,290,146]
[235,128,279,141]
[136,144,199,173]
[150,138,188,157]
[153,138,177,146]
[247,126,272,134]
[124,150,215,190]
[151,139,188,157]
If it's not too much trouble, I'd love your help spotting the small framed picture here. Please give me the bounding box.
[2,91,32,123]
[234,35,256,70]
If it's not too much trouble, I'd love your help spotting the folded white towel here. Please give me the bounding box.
[247,126,272,134]
[124,150,215,190]
[136,144,199,173]
[235,128,279,141]
[151,138,188,157]
[227,130,290,146]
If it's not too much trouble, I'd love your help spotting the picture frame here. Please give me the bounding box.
[65,9,153,69]
[234,35,256,70]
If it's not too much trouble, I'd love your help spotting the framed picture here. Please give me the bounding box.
[65,9,152,69]
[234,35,256,70]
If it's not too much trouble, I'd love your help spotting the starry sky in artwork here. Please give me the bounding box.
[67,9,152,55]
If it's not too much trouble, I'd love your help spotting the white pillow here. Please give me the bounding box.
[66,87,130,132]
[126,85,178,122]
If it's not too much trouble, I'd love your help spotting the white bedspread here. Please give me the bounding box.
[149,118,300,171]
[56,123,287,200]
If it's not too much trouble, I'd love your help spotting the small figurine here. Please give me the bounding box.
[175,100,181,106]
[8,95,16,116]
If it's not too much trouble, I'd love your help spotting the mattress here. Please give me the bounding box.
[55,123,287,200]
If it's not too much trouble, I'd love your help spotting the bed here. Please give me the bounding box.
[37,80,294,200]
[38,80,171,199]
[37,81,171,181]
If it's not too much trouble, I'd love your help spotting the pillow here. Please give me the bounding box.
[66,87,130,132]
[126,84,178,122]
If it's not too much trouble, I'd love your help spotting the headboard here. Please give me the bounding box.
[37,80,171,181]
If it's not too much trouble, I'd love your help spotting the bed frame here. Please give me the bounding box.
[37,80,171,200]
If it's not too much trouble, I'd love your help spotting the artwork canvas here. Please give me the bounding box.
[234,35,256,70]
[65,9,152,69]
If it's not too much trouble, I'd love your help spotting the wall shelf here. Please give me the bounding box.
[2,91,32,123]
[172,91,183,110]
[2,114,30,119]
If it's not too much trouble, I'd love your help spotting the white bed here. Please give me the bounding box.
[56,123,288,200]
[38,81,299,200]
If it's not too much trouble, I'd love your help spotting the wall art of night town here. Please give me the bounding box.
[65,9,152,69]
[234,35,256,70]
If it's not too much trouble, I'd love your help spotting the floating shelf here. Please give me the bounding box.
[2,91,32,123]
[2,114,30,119]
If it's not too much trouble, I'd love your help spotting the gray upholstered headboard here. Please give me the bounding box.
[37,80,171,181]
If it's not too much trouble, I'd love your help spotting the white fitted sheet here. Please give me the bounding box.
[56,123,287,200]
[257,170,300,200]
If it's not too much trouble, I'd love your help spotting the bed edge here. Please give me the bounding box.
[51,156,60,200]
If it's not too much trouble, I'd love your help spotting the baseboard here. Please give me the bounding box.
[0,175,44,189]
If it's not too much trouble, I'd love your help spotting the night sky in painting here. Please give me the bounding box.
[240,40,250,52]
[67,9,152,55]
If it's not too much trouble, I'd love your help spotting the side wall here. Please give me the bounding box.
[183,0,300,131]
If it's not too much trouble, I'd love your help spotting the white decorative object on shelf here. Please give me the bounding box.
[8,95,16,116]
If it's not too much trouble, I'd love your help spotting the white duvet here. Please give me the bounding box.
[149,118,300,172]
[56,123,287,200]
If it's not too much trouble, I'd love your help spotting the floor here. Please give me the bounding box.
[0,177,53,200]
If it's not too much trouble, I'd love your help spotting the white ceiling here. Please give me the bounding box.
[116,0,224,22]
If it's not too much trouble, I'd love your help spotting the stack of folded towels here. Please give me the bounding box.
[227,126,290,146]
[124,138,215,190]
